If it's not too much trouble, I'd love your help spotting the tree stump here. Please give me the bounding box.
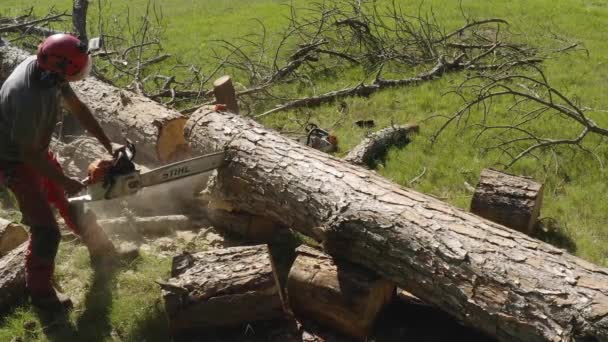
[287,245,395,340]
[470,168,543,235]
[0,218,28,257]
[213,75,239,114]
[161,245,284,334]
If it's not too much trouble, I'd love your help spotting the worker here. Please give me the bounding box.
[0,34,134,311]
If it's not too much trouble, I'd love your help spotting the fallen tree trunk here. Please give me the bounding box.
[470,168,543,235]
[0,43,189,165]
[287,245,395,340]
[0,218,28,256]
[344,124,419,167]
[183,108,608,342]
[0,243,26,311]
[161,245,284,333]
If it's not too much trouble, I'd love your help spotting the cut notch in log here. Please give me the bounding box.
[206,207,283,242]
[161,245,284,333]
[344,123,419,167]
[287,245,395,340]
[155,117,190,163]
[470,168,543,235]
[213,75,239,114]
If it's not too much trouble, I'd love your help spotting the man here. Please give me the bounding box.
[0,34,132,311]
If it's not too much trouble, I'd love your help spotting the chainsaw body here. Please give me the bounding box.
[300,123,338,153]
[69,142,224,203]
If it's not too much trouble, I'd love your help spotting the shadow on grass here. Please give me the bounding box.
[126,300,170,342]
[532,217,577,254]
[35,268,117,342]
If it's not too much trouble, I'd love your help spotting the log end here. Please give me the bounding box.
[287,246,395,340]
[212,75,232,87]
[471,168,544,235]
[0,243,27,311]
[0,220,29,257]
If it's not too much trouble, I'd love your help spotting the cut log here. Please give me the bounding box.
[182,108,608,342]
[0,43,189,165]
[470,168,543,235]
[213,75,239,114]
[98,215,194,236]
[287,245,395,340]
[161,245,284,333]
[0,218,28,257]
[0,243,26,311]
[344,123,419,167]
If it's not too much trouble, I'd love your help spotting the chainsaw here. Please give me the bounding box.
[300,123,338,153]
[68,141,224,206]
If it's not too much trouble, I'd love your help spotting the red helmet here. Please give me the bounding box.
[37,34,89,78]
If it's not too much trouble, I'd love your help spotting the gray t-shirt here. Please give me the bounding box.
[0,56,68,162]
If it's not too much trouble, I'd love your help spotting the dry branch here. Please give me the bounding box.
[432,65,608,168]
[344,124,419,167]
[72,0,88,42]
[181,108,608,342]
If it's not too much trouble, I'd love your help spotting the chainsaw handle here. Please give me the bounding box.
[112,139,136,163]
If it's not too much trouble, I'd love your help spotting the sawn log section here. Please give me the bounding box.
[184,108,608,342]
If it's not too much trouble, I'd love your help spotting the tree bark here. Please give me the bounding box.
[72,0,88,43]
[0,43,190,165]
[0,218,28,257]
[344,124,419,167]
[0,243,26,311]
[287,245,395,340]
[161,245,284,333]
[470,168,543,235]
[182,108,608,342]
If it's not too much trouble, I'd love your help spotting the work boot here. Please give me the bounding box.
[30,288,73,312]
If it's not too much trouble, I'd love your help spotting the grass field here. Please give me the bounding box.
[1,0,608,340]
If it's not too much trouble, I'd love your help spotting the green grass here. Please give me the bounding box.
[0,242,173,342]
[1,0,608,339]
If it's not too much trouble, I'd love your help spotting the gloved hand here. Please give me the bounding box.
[62,176,85,196]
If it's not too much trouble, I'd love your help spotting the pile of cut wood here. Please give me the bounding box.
[1,42,607,342]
